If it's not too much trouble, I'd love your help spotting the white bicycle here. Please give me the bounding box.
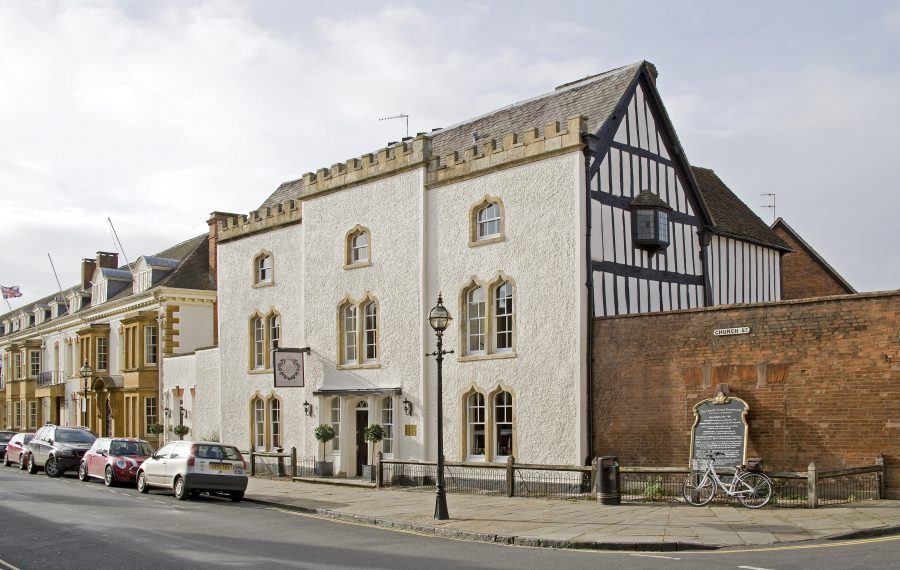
[683,452,773,508]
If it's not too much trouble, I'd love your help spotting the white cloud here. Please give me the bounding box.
[0,0,897,309]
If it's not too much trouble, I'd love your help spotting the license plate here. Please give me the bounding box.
[209,463,232,471]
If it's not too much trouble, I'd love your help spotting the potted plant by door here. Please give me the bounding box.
[173,424,190,439]
[361,424,385,482]
[314,424,336,477]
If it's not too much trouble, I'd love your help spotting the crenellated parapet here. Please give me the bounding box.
[215,115,588,242]
[426,115,587,187]
[217,199,303,243]
[298,134,432,199]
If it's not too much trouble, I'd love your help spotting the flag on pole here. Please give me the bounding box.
[1,285,23,299]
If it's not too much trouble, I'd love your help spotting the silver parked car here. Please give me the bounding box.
[137,441,248,501]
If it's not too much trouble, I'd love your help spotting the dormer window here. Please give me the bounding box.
[136,269,152,293]
[631,191,672,250]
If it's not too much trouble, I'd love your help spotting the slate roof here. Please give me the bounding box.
[259,62,645,210]
[0,234,211,329]
[771,217,855,293]
[690,166,790,251]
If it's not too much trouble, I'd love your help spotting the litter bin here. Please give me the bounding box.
[598,456,620,505]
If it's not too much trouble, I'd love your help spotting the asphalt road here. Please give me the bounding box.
[1,465,898,569]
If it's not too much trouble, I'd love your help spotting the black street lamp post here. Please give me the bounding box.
[79,361,93,428]
[427,294,453,520]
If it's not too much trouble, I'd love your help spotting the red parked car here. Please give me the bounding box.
[3,432,34,469]
[79,437,154,486]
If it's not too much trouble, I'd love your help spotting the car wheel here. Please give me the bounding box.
[78,462,90,482]
[173,476,188,500]
[18,454,27,471]
[104,466,116,487]
[45,456,61,478]
[26,454,38,475]
[2,454,9,467]
[137,472,150,494]
[229,491,244,502]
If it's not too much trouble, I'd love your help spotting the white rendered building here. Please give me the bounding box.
[174,61,789,474]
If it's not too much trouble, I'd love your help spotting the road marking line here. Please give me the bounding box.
[0,557,21,570]
[687,534,900,555]
[739,566,774,570]
[631,554,681,560]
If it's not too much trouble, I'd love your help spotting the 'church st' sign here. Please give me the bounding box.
[712,326,750,337]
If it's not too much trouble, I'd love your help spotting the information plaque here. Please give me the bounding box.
[689,395,749,470]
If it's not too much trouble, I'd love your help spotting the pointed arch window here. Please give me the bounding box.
[338,296,379,367]
[252,397,265,449]
[253,251,274,286]
[344,226,372,268]
[461,278,515,358]
[469,197,505,246]
[249,310,282,371]
[269,398,282,449]
[466,392,486,459]
[493,391,513,458]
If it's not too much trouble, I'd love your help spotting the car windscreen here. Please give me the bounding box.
[22,435,33,444]
[195,445,243,461]
[109,441,153,456]
[0,433,13,443]
[56,430,97,444]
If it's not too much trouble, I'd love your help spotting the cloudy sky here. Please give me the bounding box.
[2,0,899,310]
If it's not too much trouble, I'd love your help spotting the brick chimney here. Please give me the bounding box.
[206,211,238,348]
[206,212,237,287]
[96,251,119,269]
[81,258,97,290]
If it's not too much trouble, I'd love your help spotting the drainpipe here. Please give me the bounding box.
[156,303,166,446]
[582,141,596,466]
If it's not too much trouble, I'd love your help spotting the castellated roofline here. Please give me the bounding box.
[216,115,588,243]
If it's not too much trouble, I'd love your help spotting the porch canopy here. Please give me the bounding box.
[312,375,401,397]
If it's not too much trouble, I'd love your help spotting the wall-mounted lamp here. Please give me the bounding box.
[163,407,171,419]
[402,398,413,417]
[303,400,313,417]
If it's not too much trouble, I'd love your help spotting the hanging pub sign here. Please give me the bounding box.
[689,393,749,470]
[273,348,310,388]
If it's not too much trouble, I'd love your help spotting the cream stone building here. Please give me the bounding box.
[170,61,791,476]
[0,237,216,448]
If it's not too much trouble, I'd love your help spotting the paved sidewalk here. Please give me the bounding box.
[245,478,900,551]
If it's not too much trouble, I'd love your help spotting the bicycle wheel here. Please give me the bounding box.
[737,472,773,508]
[683,472,715,506]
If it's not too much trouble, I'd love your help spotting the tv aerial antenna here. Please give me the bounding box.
[761,193,776,222]
[379,113,409,138]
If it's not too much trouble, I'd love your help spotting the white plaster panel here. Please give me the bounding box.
[426,152,584,465]
[174,305,214,353]
[216,223,314,455]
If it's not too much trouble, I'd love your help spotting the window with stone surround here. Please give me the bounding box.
[253,250,274,286]
[337,296,379,367]
[344,225,372,268]
[460,277,516,359]
[469,196,505,246]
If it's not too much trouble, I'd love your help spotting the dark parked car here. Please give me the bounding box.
[3,432,33,469]
[26,424,97,477]
[80,438,153,486]
[0,431,15,460]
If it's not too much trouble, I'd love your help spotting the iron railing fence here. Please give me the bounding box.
[36,372,54,386]
[514,465,592,500]
[380,459,886,508]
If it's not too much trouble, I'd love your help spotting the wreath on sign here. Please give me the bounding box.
[277,357,301,382]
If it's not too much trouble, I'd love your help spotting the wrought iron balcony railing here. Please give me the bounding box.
[37,372,54,386]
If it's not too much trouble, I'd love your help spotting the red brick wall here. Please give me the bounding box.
[592,291,900,492]
[774,225,853,299]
